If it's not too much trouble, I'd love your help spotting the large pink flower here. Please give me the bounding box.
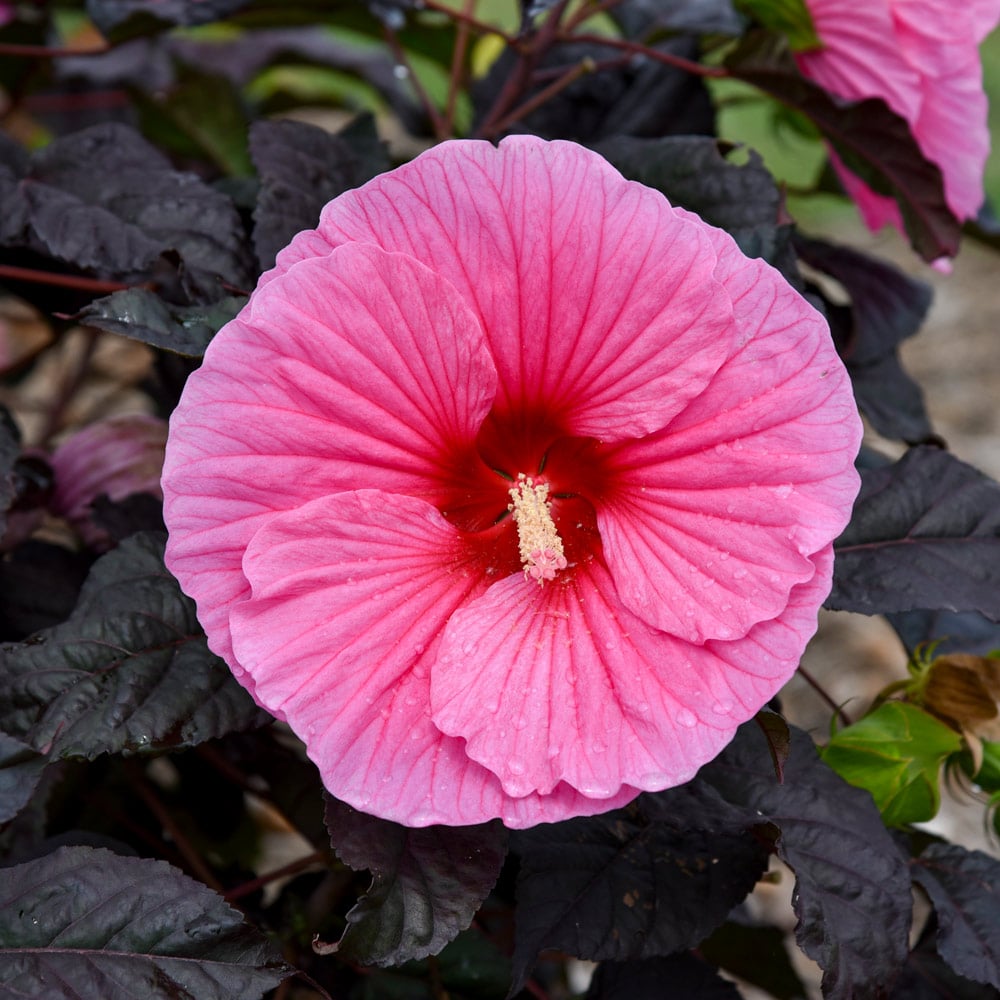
[796,0,1000,235]
[162,137,861,828]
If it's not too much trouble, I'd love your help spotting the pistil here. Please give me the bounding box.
[508,474,568,584]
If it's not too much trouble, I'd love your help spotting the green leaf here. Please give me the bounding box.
[135,66,253,177]
[77,288,246,356]
[736,0,820,50]
[0,845,292,999]
[822,702,961,826]
[0,532,268,760]
[322,796,508,966]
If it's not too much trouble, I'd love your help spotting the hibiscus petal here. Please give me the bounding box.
[265,135,737,442]
[596,219,861,643]
[229,490,638,827]
[163,242,497,667]
[432,550,833,800]
[796,0,922,122]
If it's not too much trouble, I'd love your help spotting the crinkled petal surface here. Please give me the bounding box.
[230,491,638,827]
[163,242,497,671]
[262,136,738,444]
[431,549,834,802]
[594,217,861,643]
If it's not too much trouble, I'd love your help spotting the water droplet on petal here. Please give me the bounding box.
[514,715,528,730]
[591,741,607,754]
[773,483,793,499]
[675,708,697,728]
[713,700,734,715]
[508,759,525,776]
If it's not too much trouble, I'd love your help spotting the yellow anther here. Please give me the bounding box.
[508,474,568,584]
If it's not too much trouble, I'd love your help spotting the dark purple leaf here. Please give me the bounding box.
[796,235,934,442]
[250,115,390,271]
[91,493,166,544]
[1,123,252,299]
[887,608,1000,658]
[596,134,798,280]
[322,796,508,966]
[476,36,714,144]
[76,287,246,356]
[0,541,92,641]
[0,406,19,537]
[830,447,1000,619]
[892,930,1000,1000]
[587,954,742,999]
[86,0,255,35]
[725,32,960,262]
[510,782,770,992]
[0,845,291,999]
[912,843,1000,989]
[700,723,912,1000]
[0,532,268,760]
[612,0,745,36]
[0,733,47,823]
[700,919,808,1000]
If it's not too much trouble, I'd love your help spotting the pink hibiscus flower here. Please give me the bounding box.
[162,137,861,828]
[796,0,1000,236]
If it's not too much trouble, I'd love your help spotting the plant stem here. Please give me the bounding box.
[444,0,476,134]
[488,56,596,134]
[128,763,224,892]
[383,22,451,140]
[224,850,329,902]
[797,664,853,728]
[0,264,136,295]
[0,42,110,58]
[421,0,516,43]
[566,32,728,78]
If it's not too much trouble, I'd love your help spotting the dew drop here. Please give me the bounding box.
[404,693,419,706]
[508,759,526,776]
[591,741,607,754]
[773,483,793,499]
[547,745,561,758]
[713,699,734,715]
[485,699,499,713]
[514,715,528,730]
[675,708,697,729]
[409,729,422,741]
[719,551,730,561]
[733,566,748,580]
[635,701,650,714]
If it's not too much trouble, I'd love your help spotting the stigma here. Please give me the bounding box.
[508,474,568,584]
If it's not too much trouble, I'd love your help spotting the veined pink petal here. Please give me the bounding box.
[596,218,861,643]
[796,0,921,122]
[229,490,638,827]
[262,136,737,443]
[799,0,1000,231]
[432,550,833,800]
[163,242,497,668]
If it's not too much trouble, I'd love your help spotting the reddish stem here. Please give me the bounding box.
[0,42,111,58]
[383,22,451,141]
[0,264,138,295]
[797,664,854,728]
[567,32,727,78]
[489,56,596,135]
[224,850,329,902]
[444,0,476,133]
